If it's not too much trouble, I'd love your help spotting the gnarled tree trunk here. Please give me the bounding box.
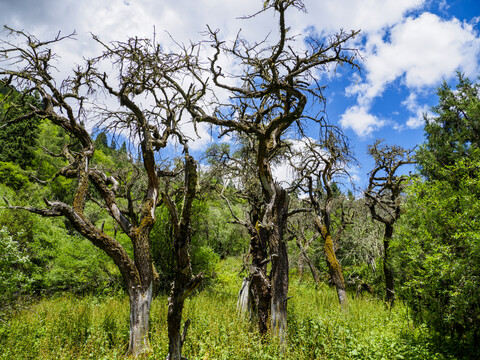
[267,185,290,344]
[248,218,271,335]
[126,282,153,356]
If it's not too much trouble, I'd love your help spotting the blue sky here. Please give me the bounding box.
[1,0,479,190]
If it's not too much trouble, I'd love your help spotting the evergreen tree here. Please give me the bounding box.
[416,73,480,181]
[0,88,41,168]
[396,75,480,353]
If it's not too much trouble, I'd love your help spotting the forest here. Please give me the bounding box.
[1,1,479,359]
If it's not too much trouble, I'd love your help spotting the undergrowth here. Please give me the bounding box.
[0,257,461,359]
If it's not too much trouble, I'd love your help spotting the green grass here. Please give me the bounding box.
[0,258,455,359]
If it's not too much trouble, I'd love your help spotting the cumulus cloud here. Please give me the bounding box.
[179,121,215,152]
[402,93,431,129]
[339,105,385,137]
[342,11,480,136]
[296,0,425,34]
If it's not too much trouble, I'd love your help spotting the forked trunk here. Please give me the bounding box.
[126,283,153,357]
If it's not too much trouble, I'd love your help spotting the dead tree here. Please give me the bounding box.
[169,0,360,342]
[0,28,200,357]
[292,131,356,307]
[365,139,415,306]
[205,138,272,335]
[162,148,203,360]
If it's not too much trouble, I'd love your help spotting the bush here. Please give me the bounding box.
[191,245,220,284]
[0,226,32,308]
[395,163,480,350]
[0,161,29,190]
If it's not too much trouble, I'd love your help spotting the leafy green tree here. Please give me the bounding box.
[94,131,109,151]
[0,161,29,190]
[396,76,480,350]
[416,73,480,181]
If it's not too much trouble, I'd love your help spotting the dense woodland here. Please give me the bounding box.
[0,1,479,359]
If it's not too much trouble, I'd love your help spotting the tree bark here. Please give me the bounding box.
[317,216,348,307]
[305,254,321,285]
[384,223,395,306]
[167,236,202,360]
[267,185,290,345]
[298,253,304,282]
[167,254,189,360]
[237,277,252,318]
[248,217,271,335]
[126,282,153,357]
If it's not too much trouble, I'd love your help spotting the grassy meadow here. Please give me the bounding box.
[0,258,456,359]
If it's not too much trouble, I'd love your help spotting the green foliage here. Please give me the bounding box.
[44,235,124,296]
[395,159,480,348]
[0,161,30,190]
[150,205,175,291]
[191,196,247,259]
[0,227,32,308]
[1,171,124,299]
[94,132,109,151]
[395,75,480,353]
[150,184,247,292]
[0,91,42,169]
[0,258,454,359]
[416,73,480,181]
[335,198,385,291]
[190,245,220,284]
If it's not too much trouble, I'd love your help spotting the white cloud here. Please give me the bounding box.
[402,92,431,129]
[178,120,214,152]
[342,11,480,136]
[356,13,480,102]
[295,0,425,34]
[339,105,385,137]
